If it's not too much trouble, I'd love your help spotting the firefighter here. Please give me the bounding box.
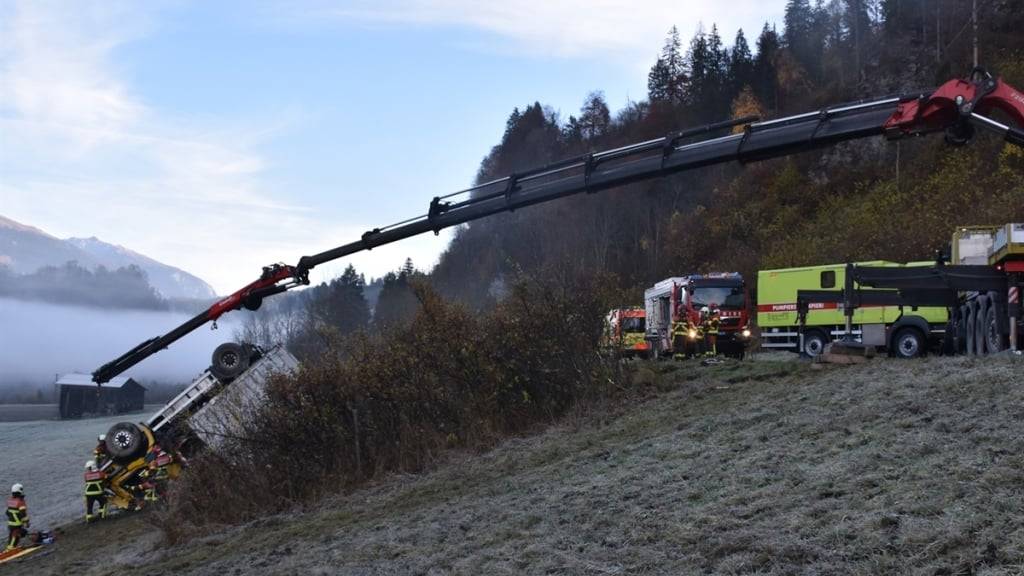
[150,447,173,498]
[84,460,108,523]
[141,443,166,503]
[671,318,689,360]
[93,434,108,468]
[704,306,721,357]
[6,484,28,550]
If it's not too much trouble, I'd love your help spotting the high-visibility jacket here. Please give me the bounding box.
[153,453,173,480]
[94,442,108,462]
[704,315,720,334]
[6,497,27,527]
[671,321,687,337]
[84,470,107,497]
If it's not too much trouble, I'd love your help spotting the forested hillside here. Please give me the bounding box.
[429,0,1024,308]
[242,0,1023,355]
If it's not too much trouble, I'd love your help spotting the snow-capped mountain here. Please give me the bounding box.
[1,215,216,300]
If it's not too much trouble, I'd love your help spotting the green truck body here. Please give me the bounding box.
[758,261,949,355]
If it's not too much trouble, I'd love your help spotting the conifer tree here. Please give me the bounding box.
[730,29,755,94]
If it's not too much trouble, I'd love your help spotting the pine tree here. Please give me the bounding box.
[579,91,611,140]
[730,29,755,94]
[308,264,371,336]
[785,0,819,75]
[647,26,687,104]
[753,23,781,110]
[686,25,710,109]
[706,24,731,117]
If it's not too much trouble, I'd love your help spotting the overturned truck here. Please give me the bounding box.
[99,343,298,510]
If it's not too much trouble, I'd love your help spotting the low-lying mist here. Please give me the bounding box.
[0,297,238,389]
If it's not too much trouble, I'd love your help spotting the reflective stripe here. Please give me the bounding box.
[84,481,105,496]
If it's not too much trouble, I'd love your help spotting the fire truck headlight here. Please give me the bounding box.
[742,329,751,338]
[688,329,697,339]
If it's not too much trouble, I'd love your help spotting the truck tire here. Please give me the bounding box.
[802,330,828,358]
[975,296,989,356]
[211,342,250,382]
[965,303,977,356]
[985,303,1007,353]
[105,422,149,463]
[893,327,925,359]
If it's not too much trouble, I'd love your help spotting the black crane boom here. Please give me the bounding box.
[92,69,1024,384]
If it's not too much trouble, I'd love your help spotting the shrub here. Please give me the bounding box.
[156,271,628,533]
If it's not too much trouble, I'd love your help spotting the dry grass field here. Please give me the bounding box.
[20,355,1024,576]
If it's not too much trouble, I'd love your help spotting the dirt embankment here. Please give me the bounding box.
[15,355,1024,576]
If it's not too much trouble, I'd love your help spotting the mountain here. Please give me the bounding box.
[66,236,216,300]
[0,215,216,300]
[0,215,101,272]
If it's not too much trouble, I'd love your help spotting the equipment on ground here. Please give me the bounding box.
[88,68,1024,385]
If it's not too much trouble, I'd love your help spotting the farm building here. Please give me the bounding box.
[57,373,146,419]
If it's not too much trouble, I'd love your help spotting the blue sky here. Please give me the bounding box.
[0,1,784,294]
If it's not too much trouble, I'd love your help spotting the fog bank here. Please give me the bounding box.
[0,298,238,387]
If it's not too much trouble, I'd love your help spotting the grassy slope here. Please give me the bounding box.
[22,356,1024,576]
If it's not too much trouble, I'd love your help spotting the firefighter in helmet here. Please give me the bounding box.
[93,434,109,468]
[6,484,28,550]
[84,460,108,523]
[703,306,721,356]
[671,317,689,360]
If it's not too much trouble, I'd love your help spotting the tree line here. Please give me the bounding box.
[0,261,167,310]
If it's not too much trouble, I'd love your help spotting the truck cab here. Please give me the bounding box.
[602,308,649,357]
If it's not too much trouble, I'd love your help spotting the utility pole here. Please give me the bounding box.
[972,0,978,68]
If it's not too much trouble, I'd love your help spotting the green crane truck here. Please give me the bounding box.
[758,261,949,357]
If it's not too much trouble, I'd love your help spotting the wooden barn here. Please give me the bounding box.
[57,373,146,419]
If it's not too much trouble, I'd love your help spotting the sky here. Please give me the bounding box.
[0,0,785,295]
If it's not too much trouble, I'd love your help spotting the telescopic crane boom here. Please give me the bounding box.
[91,68,1024,384]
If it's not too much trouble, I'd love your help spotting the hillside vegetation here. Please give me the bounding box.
[28,355,1024,575]
[428,0,1024,309]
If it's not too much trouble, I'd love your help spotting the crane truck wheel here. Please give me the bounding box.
[893,328,925,359]
[985,300,1007,353]
[965,303,977,356]
[975,296,989,356]
[211,342,250,382]
[801,330,827,358]
[105,422,150,463]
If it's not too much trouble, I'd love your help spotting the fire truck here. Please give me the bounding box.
[644,273,752,358]
[602,307,649,357]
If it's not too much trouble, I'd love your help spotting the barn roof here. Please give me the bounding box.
[56,373,145,390]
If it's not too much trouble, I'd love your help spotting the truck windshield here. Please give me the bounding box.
[692,286,745,309]
[621,317,645,332]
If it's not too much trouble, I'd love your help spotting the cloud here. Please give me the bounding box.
[281,0,782,63]
[0,1,334,294]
